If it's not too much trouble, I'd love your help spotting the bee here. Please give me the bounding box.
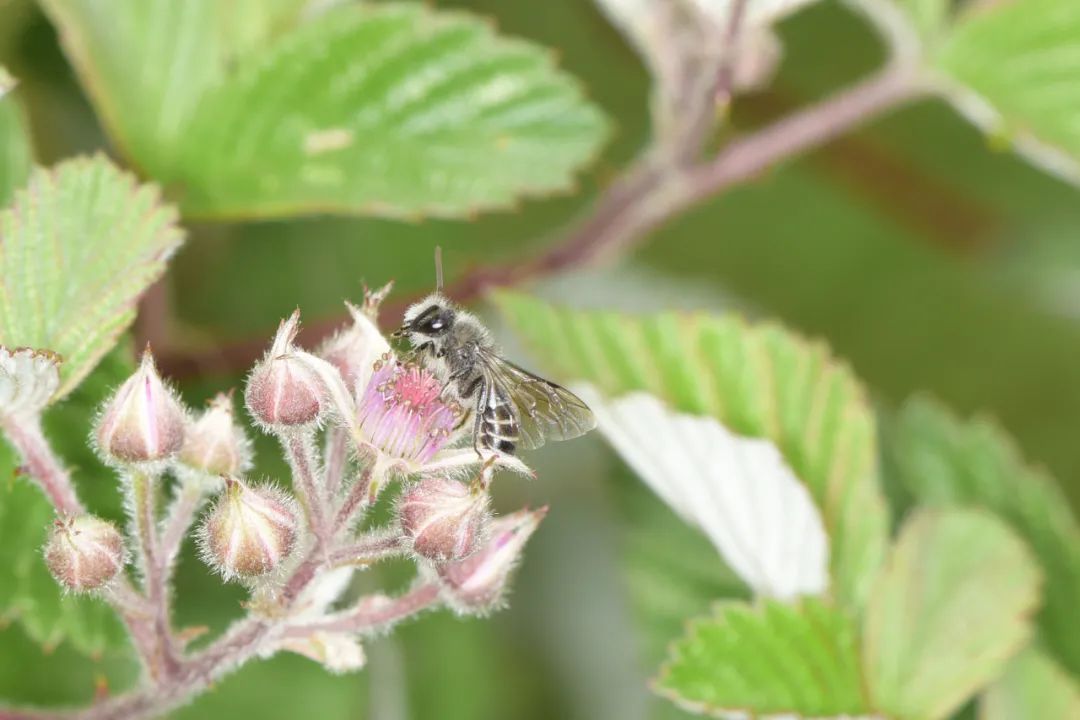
[393,251,596,456]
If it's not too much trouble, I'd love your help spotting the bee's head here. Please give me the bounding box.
[395,295,456,344]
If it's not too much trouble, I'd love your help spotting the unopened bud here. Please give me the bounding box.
[95,349,186,464]
[245,311,324,428]
[437,507,546,614]
[44,515,125,592]
[199,478,298,581]
[318,285,393,392]
[398,477,489,563]
[180,393,251,476]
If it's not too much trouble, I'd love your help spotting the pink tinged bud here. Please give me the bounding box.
[356,356,462,464]
[199,478,298,581]
[95,349,186,464]
[318,288,392,393]
[437,507,547,614]
[245,312,324,428]
[44,515,126,592]
[398,477,490,563]
[180,393,251,476]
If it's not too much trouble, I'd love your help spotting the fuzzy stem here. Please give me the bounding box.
[127,469,180,681]
[280,430,329,547]
[159,479,205,575]
[284,583,441,637]
[0,414,84,515]
[333,462,374,533]
[328,531,405,567]
[322,427,350,498]
[713,0,749,108]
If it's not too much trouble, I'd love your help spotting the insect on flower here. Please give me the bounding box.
[394,249,596,457]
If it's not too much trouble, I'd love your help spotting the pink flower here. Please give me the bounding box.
[355,355,463,466]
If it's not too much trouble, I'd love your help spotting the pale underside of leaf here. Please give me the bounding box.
[0,155,183,399]
[656,598,872,719]
[862,508,1042,720]
[577,385,828,600]
[494,292,889,610]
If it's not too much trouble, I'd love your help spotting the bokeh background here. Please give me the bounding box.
[3,0,1080,718]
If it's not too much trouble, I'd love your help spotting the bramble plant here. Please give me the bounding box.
[3,0,1080,719]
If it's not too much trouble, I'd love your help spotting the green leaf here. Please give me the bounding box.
[895,0,951,44]
[0,68,31,207]
[36,0,307,174]
[889,397,1080,677]
[862,508,1042,720]
[41,1,608,219]
[656,597,868,718]
[0,350,132,658]
[981,647,1080,720]
[933,0,1080,184]
[0,155,183,399]
[494,292,889,610]
[615,467,750,666]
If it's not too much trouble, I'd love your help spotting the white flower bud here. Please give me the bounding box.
[95,349,186,464]
[199,478,298,581]
[245,311,325,428]
[437,507,546,615]
[398,477,489,563]
[318,284,393,393]
[44,515,125,592]
[180,393,251,476]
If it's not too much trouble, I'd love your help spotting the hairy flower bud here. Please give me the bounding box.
[44,515,125,592]
[245,311,325,428]
[437,507,546,614]
[180,393,251,476]
[318,284,392,393]
[199,478,298,581]
[398,477,490,563]
[95,349,186,464]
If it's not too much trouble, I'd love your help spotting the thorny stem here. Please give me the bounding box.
[0,414,84,516]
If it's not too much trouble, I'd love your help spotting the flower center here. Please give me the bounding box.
[356,355,462,464]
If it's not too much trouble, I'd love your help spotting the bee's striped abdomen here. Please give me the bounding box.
[478,385,517,455]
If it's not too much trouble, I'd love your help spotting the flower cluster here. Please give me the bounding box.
[0,282,550,716]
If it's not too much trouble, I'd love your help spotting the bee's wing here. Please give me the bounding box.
[479,349,596,451]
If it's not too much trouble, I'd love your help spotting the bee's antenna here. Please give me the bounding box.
[434,246,444,293]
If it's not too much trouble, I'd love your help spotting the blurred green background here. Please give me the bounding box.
[3,0,1080,717]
